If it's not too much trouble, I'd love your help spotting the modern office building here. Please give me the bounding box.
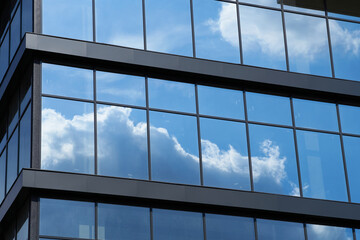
[0,0,360,239]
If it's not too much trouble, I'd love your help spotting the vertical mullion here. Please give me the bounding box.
[353,229,357,240]
[190,0,196,58]
[243,91,254,191]
[16,87,20,175]
[236,0,243,64]
[94,202,98,240]
[195,84,204,185]
[29,196,39,240]
[304,223,309,240]
[92,0,96,42]
[254,218,259,240]
[31,60,41,169]
[202,213,207,240]
[280,0,290,71]
[93,70,98,175]
[150,208,154,240]
[145,77,151,180]
[34,0,42,34]
[324,0,335,78]
[142,0,147,50]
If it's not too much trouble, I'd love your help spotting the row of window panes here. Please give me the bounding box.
[39,198,358,240]
[2,201,29,240]
[42,0,360,81]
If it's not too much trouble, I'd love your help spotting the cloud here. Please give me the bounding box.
[329,20,360,56]
[108,33,144,49]
[308,224,352,240]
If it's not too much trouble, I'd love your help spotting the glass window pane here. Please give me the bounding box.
[198,85,244,119]
[240,6,286,70]
[145,0,192,56]
[297,130,347,201]
[96,71,146,107]
[16,202,29,240]
[95,0,143,49]
[293,99,338,132]
[98,204,150,240]
[307,224,353,240]
[285,13,331,77]
[97,105,148,179]
[0,31,9,81]
[150,111,200,185]
[4,222,15,240]
[7,128,18,192]
[148,78,196,113]
[343,136,360,203]
[328,12,360,22]
[41,97,95,174]
[246,92,292,125]
[283,1,325,15]
[239,0,281,8]
[153,209,203,240]
[10,6,21,59]
[19,104,31,172]
[0,149,6,202]
[193,0,240,63]
[40,198,95,239]
[8,91,19,134]
[20,75,31,113]
[0,116,6,152]
[201,118,250,190]
[42,63,93,100]
[22,0,33,36]
[339,105,360,134]
[257,219,305,240]
[249,124,299,196]
[42,0,93,41]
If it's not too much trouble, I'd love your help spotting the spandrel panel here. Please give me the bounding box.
[257,219,305,240]
[307,224,353,240]
[6,128,18,192]
[343,136,360,203]
[10,6,21,60]
[19,104,31,172]
[239,0,281,8]
[0,31,9,80]
[339,105,360,135]
[201,118,250,190]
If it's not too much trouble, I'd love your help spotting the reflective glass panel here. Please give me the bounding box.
[42,0,93,41]
[198,85,244,119]
[201,118,250,190]
[339,105,360,134]
[97,105,148,179]
[0,149,6,202]
[239,0,281,8]
[98,204,150,240]
[293,99,338,131]
[307,224,353,240]
[96,71,145,107]
[297,131,347,201]
[41,97,95,174]
[0,31,9,80]
[193,0,240,63]
[356,229,360,240]
[42,63,93,99]
[19,104,31,172]
[285,13,331,77]
[330,20,360,81]
[10,6,21,59]
[95,0,144,49]
[283,1,325,15]
[22,0,33,36]
[343,136,360,203]
[8,91,19,134]
[249,124,299,196]
[153,209,203,240]
[16,203,29,240]
[7,128,18,192]
[145,0,192,56]
[328,12,360,22]
[40,198,95,239]
[240,6,286,70]
[150,111,200,185]
[148,78,196,113]
[257,219,305,240]
[246,92,292,125]
[20,76,31,113]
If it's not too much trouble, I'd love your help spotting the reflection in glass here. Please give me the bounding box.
[343,136,360,203]
[148,78,196,113]
[240,6,286,70]
[20,76,31,113]
[285,13,331,77]
[7,128,18,192]
[249,124,299,196]
[19,105,31,172]
[16,203,29,240]
[98,204,150,240]
[96,71,146,107]
[10,6,21,59]
[193,0,240,63]
[339,105,360,134]
[150,111,200,185]
[283,1,325,15]
[95,0,144,49]
[40,198,95,239]
[22,0,33,37]
[41,97,95,174]
[297,131,347,201]
[307,224,353,240]
[239,0,281,8]
[0,31,9,80]
[0,149,6,202]
[257,219,305,240]
[8,90,19,134]
[328,12,360,22]
[153,209,203,240]
[97,105,148,179]
[201,118,250,190]
[145,0,192,56]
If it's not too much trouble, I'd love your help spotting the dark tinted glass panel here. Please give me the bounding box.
[297,131,347,201]
[42,63,93,99]
[22,0,33,36]
[343,136,360,203]
[150,111,200,185]
[283,2,325,15]
[249,124,299,196]
[10,6,21,59]
[8,90,19,134]
[0,31,9,80]
[0,149,6,202]
[239,0,281,8]
[257,219,305,240]
[201,118,250,190]
[198,85,244,119]
[307,224,353,240]
[40,198,95,239]
[4,222,15,240]
[96,71,146,107]
[95,0,143,49]
[98,204,150,240]
[240,6,286,70]
[0,116,6,152]
[153,209,203,240]
[20,76,31,113]
[97,105,148,179]
[19,104,31,172]
[339,105,360,134]
[16,203,29,240]
[41,97,94,174]
[7,128,18,192]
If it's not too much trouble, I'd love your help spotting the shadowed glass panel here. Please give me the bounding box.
[0,116,6,152]
[4,221,15,240]
[283,2,325,15]
[10,6,20,59]
[307,224,353,240]
[343,136,360,203]
[0,149,6,202]
[16,203,29,240]
[20,75,31,113]
[0,31,9,80]
[339,105,360,134]
[8,88,19,134]
[6,128,18,192]
[257,219,305,240]
[19,104,31,172]
[239,0,281,8]
[22,0,33,37]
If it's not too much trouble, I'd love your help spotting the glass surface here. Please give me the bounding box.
[206,214,255,240]
[95,0,143,49]
[145,0,193,56]
[8,91,19,134]
[41,97,95,174]
[239,0,281,8]
[96,71,146,106]
[201,118,250,190]
[0,116,6,152]
[42,0,93,41]
[198,85,244,119]
[193,0,240,63]
[257,219,305,240]
[20,76,31,113]
[0,31,9,80]
[4,222,15,240]
[7,128,18,192]
[10,6,21,59]
[42,63,93,99]
[148,78,196,113]
[150,111,200,185]
[283,2,325,15]
[0,149,6,202]
[339,105,360,134]
[40,198,95,239]
[329,20,360,81]
[328,12,360,22]
[285,13,331,77]
[153,209,203,240]
[98,204,150,240]
[19,104,31,172]
[16,203,29,240]
[249,124,299,196]
[307,224,353,240]
[97,105,148,179]
[246,92,292,125]
[293,99,338,131]
[22,0,33,37]
[343,136,360,203]
[297,131,347,201]
[240,6,286,70]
